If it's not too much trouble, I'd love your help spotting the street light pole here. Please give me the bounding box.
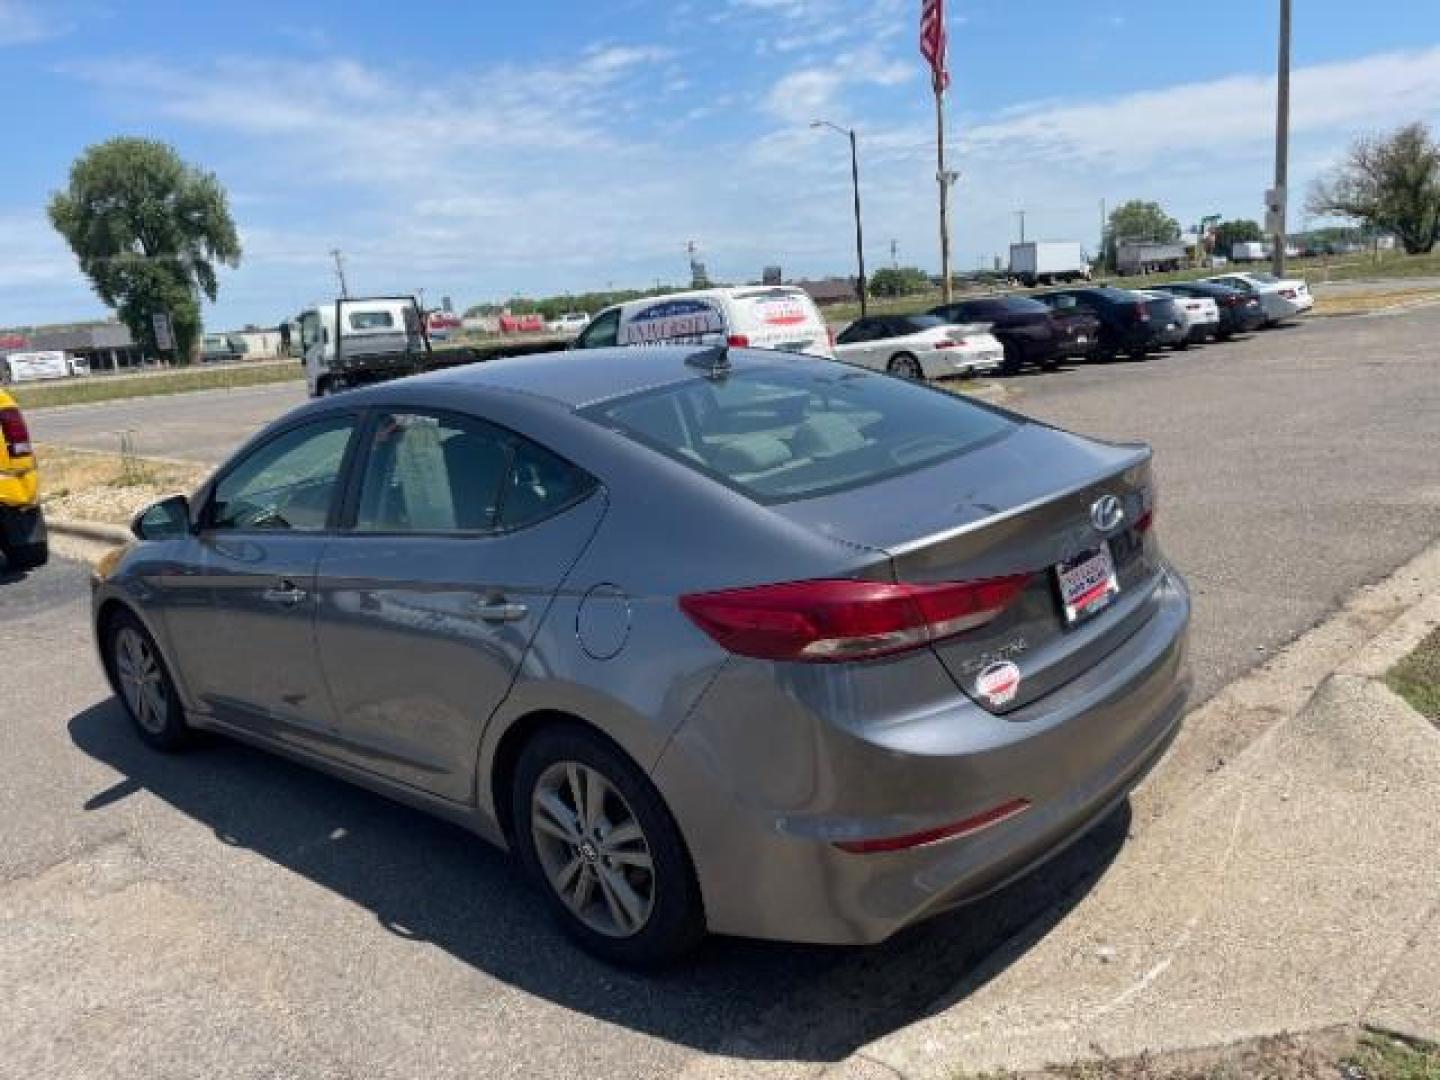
[813,120,868,316]
[1271,0,1292,278]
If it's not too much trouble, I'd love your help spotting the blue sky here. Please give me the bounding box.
[2,0,1438,329]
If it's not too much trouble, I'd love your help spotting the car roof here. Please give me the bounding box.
[395,345,813,410]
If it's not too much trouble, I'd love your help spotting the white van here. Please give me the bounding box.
[572,287,834,359]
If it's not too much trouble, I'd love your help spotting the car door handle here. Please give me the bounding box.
[262,580,308,606]
[474,600,528,623]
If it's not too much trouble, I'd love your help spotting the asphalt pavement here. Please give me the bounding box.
[3,304,1438,1078]
[27,380,308,463]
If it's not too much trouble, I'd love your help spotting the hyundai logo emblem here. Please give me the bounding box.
[1090,495,1125,533]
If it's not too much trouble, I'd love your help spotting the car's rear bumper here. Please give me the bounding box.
[655,569,1192,944]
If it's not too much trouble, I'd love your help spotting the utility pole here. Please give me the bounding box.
[330,249,350,298]
[890,239,899,269]
[1270,0,1292,278]
[1016,210,1027,245]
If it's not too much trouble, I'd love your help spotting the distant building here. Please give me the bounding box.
[795,278,858,306]
[22,323,144,371]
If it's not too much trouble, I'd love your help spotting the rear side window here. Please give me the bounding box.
[586,364,1016,504]
[354,411,595,534]
[349,310,396,331]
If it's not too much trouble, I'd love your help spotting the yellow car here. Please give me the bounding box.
[0,388,47,570]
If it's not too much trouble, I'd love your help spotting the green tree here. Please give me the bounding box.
[868,266,932,297]
[1307,122,1440,254]
[1102,200,1180,269]
[1211,218,1263,256]
[48,138,242,362]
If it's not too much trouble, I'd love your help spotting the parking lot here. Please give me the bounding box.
[3,304,1439,1078]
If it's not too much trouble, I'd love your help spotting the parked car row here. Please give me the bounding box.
[908,270,1311,376]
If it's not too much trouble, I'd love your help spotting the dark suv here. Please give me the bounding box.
[1034,288,1185,360]
[929,295,1061,373]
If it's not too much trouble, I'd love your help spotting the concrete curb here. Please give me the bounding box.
[46,517,132,546]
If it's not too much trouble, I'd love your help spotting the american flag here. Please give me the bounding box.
[919,0,950,92]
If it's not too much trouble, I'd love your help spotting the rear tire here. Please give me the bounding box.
[998,342,1023,375]
[511,725,705,968]
[887,353,924,381]
[2,541,47,570]
[104,610,191,751]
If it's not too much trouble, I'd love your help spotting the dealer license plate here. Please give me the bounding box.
[1056,543,1119,625]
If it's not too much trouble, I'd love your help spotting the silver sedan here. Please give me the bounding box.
[92,345,1190,966]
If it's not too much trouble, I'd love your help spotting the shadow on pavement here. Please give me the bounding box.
[70,698,1129,1064]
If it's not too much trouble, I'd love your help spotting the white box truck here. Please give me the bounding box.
[3,351,71,383]
[1231,241,1269,262]
[1008,241,1090,287]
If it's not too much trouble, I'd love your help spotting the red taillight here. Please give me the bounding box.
[1134,302,1150,322]
[932,340,962,349]
[678,575,1030,662]
[0,407,32,458]
[826,326,837,348]
[726,334,750,348]
[1136,508,1154,533]
[834,798,1032,853]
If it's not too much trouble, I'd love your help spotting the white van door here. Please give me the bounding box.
[617,297,726,347]
[724,288,833,358]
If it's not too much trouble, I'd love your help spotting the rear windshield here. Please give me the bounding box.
[897,315,947,330]
[584,364,1016,504]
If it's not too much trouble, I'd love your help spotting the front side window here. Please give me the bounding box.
[575,309,620,349]
[587,363,1016,504]
[299,312,322,351]
[210,416,355,531]
[354,411,596,534]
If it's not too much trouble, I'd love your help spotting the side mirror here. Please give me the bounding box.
[131,494,192,542]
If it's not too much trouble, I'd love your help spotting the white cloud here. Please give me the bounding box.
[764,48,914,121]
[0,0,66,45]
[962,45,1440,170]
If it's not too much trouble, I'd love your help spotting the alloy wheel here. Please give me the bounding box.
[115,626,168,735]
[889,354,923,380]
[530,761,656,938]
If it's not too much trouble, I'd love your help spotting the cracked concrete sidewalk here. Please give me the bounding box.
[829,549,1440,1080]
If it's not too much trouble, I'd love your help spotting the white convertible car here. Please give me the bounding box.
[834,314,1004,380]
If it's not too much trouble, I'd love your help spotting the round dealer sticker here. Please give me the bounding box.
[975,661,1022,707]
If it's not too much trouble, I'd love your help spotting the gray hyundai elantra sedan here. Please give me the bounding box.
[92,345,1190,966]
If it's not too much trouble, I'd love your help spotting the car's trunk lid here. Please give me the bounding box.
[773,421,1163,713]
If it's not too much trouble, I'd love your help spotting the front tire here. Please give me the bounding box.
[887,352,924,380]
[512,725,705,968]
[105,610,191,751]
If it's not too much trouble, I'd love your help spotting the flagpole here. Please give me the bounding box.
[935,76,951,303]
